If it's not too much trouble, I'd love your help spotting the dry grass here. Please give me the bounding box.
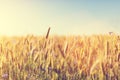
[0,33,120,80]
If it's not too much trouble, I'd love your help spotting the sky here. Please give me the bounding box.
[0,0,120,36]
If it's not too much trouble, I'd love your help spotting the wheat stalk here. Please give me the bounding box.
[46,27,51,39]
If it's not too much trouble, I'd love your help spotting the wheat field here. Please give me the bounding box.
[0,33,120,80]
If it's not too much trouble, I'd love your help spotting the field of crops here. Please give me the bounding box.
[0,34,120,80]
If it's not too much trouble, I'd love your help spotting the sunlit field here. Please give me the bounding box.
[0,30,120,80]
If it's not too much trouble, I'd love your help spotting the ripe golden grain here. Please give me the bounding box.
[0,33,119,79]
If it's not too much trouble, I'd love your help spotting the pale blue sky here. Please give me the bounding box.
[0,0,120,36]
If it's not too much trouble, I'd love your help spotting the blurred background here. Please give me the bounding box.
[0,0,120,36]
